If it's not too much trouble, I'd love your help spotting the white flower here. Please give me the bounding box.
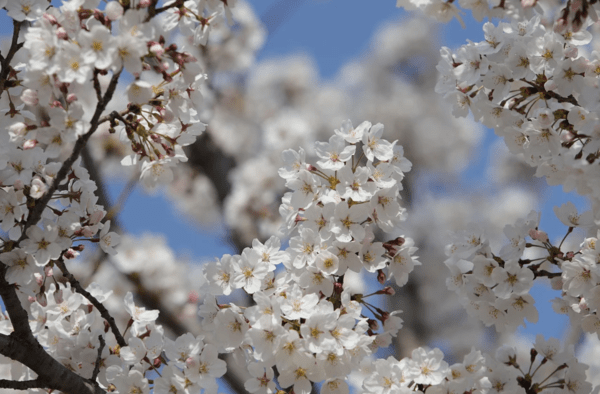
[362,123,395,162]
[553,201,593,227]
[78,25,115,70]
[98,220,121,256]
[0,249,36,285]
[127,80,154,105]
[245,363,276,394]
[124,292,159,334]
[21,225,62,266]
[315,134,356,171]
[406,347,449,385]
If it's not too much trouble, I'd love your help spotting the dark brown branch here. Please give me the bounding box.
[0,379,47,390]
[145,0,183,22]
[55,259,127,347]
[0,333,104,394]
[16,68,123,246]
[91,335,106,382]
[0,20,24,95]
[0,266,36,342]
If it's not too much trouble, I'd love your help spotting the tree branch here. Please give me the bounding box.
[0,379,47,390]
[0,333,105,394]
[91,335,106,382]
[0,20,24,95]
[55,259,127,347]
[0,266,36,342]
[17,68,123,246]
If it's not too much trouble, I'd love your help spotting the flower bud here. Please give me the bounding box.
[23,139,38,150]
[43,12,58,25]
[63,248,78,259]
[36,292,47,307]
[21,89,39,106]
[334,282,344,294]
[56,27,68,40]
[528,229,548,243]
[105,1,124,20]
[44,266,53,277]
[367,319,379,330]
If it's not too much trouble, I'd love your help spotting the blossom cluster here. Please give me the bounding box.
[442,198,600,334]
[362,334,591,394]
[436,17,600,222]
[443,210,541,332]
[0,0,242,354]
[395,0,598,34]
[195,121,419,393]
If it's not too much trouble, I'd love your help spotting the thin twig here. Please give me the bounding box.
[91,335,106,382]
[55,259,127,347]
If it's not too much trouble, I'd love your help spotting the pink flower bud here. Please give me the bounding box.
[82,226,96,238]
[149,43,165,57]
[36,293,47,307]
[377,269,386,284]
[381,286,395,295]
[368,319,379,330]
[28,296,35,303]
[34,273,43,286]
[63,248,78,259]
[56,27,68,40]
[44,266,53,277]
[23,139,38,150]
[66,93,77,103]
[528,229,549,243]
[43,12,58,25]
[21,89,39,106]
[334,282,343,294]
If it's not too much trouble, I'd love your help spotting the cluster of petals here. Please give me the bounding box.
[436,17,600,223]
[193,122,420,393]
[443,211,541,332]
